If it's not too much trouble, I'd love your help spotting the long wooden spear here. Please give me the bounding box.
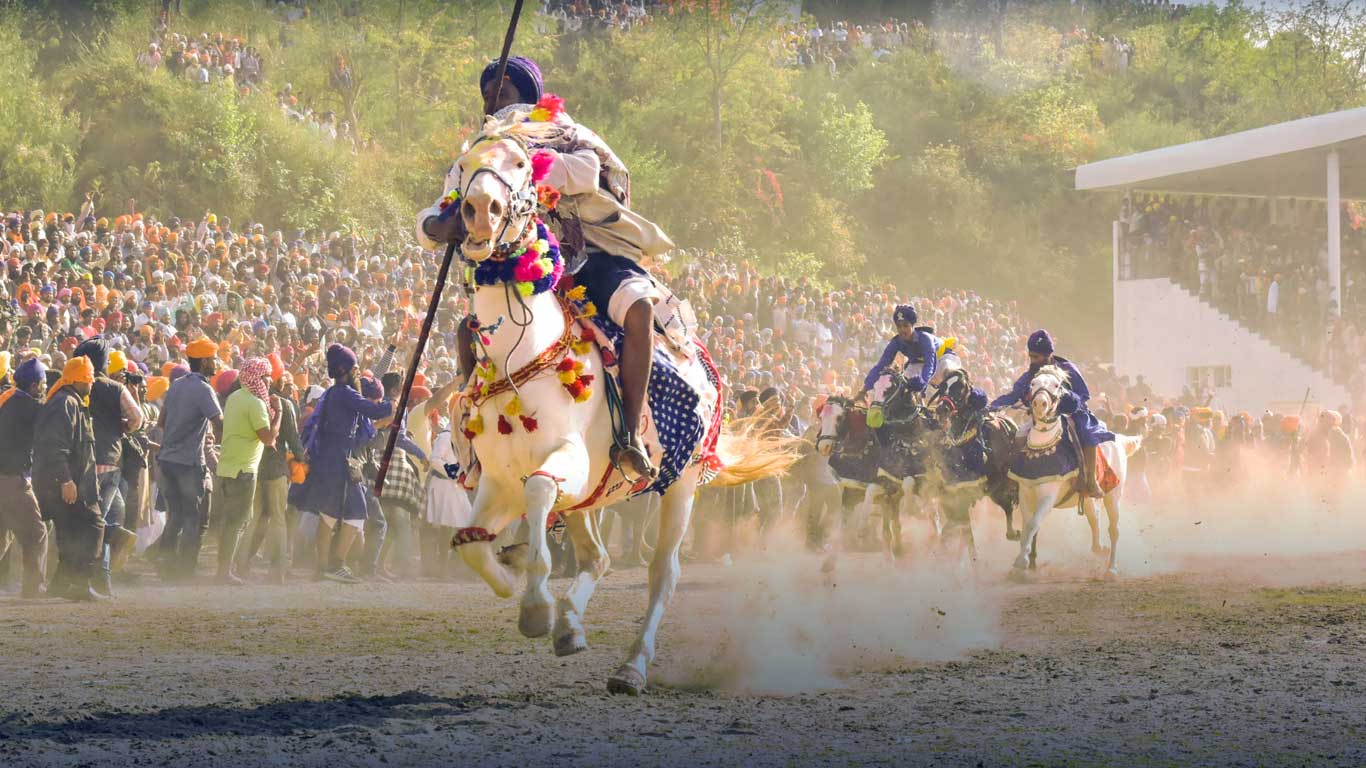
[375,0,527,496]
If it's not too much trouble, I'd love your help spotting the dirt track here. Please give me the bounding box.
[1,539,1363,768]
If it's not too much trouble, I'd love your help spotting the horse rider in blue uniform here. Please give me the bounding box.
[987,329,1114,497]
[857,304,959,403]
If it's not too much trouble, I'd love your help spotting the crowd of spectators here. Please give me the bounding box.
[1118,194,1366,388]
[137,29,266,93]
[537,0,650,36]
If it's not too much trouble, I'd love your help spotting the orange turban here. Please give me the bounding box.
[146,376,170,402]
[48,356,95,400]
[268,353,284,382]
[161,362,178,378]
[186,337,218,359]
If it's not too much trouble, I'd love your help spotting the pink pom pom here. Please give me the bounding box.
[531,150,555,183]
[512,250,544,282]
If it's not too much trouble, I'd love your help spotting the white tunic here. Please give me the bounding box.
[425,430,473,528]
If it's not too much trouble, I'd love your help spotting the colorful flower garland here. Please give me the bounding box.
[468,219,564,297]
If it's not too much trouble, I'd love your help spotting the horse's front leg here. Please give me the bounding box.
[1013,483,1057,572]
[457,482,523,598]
[519,440,591,639]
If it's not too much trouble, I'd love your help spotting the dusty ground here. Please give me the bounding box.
[1,528,1363,768]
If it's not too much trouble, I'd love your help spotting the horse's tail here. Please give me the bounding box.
[1116,433,1143,457]
[710,416,801,488]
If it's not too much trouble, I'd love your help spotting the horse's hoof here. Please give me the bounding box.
[553,627,588,657]
[1007,566,1030,583]
[1005,530,1021,542]
[497,543,529,573]
[606,665,646,696]
[519,599,554,639]
[1104,568,1119,581]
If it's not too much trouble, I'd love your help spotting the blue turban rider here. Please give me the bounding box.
[988,329,1114,497]
[858,304,957,401]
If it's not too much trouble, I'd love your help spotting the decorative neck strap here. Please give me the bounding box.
[466,219,563,297]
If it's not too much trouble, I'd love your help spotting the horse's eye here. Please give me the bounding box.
[517,160,526,169]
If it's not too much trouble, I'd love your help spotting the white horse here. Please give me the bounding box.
[446,113,792,695]
[1008,366,1141,577]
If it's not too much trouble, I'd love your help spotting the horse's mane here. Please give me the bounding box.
[1033,364,1066,387]
[469,109,570,153]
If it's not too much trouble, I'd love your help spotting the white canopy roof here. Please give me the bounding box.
[1075,107,1366,200]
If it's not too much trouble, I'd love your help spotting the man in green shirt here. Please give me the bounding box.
[214,359,280,585]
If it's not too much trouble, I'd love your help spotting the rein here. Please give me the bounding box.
[466,296,578,409]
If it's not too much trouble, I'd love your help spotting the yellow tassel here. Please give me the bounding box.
[580,302,597,318]
[572,360,585,374]
[571,338,592,355]
[534,238,549,254]
[468,414,484,435]
[557,370,577,385]
[517,281,535,297]
[574,387,593,403]
[567,285,587,301]
[505,395,522,417]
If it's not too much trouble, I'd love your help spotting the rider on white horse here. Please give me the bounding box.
[417,56,670,482]
[987,329,1114,497]
[857,304,960,403]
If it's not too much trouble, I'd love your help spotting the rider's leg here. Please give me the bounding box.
[616,298,656,480]
[1082,443,1103,498]
[456,314,477,385]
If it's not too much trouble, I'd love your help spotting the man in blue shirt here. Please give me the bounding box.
[155,338,224,581]
[858,305,955,401]
[988,329,1114,497]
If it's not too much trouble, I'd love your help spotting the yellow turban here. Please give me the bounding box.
[107,349,128,376]
[0,350,10,383]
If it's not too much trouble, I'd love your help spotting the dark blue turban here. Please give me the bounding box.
[14,358,46,390]
[1027,330,1054,356]
[74,336,110,376]
[479,56,543,105]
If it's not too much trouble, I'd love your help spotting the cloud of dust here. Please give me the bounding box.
[657,527,1000,695]
[965,450,1366,583]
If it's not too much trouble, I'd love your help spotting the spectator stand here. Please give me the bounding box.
[1076,106,1366,413]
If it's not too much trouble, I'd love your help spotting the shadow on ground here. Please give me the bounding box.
[0,690,520,744]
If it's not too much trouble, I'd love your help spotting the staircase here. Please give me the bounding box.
[1113,277,1349,413]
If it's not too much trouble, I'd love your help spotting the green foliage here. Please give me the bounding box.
[0,20,79,208]
[4,0,1366,353]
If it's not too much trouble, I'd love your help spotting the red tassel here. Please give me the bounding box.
[497,415,513,435]
[519,415,539,432]
[462,429,477,440]
[600,349,617,366]
[579,374,595,386]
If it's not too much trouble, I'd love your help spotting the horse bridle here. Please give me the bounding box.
[460,135,539,260]
[816,397,853,451]
[1030,377,1063,425]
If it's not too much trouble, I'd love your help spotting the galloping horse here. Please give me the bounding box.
[447,111,792,694]
[924,369,1020,559]
[1008,365,1141,577]
[814,395,900,555]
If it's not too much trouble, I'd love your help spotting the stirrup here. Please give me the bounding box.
[611,440,657,484]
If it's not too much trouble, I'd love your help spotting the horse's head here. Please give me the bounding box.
[453,118,548,262]
[816,395,853,456]
[933,369,972,419]
[1028,365,1067,425]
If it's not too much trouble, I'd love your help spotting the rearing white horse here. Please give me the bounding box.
[444,111,792,695]
[1008,366,1141,577]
